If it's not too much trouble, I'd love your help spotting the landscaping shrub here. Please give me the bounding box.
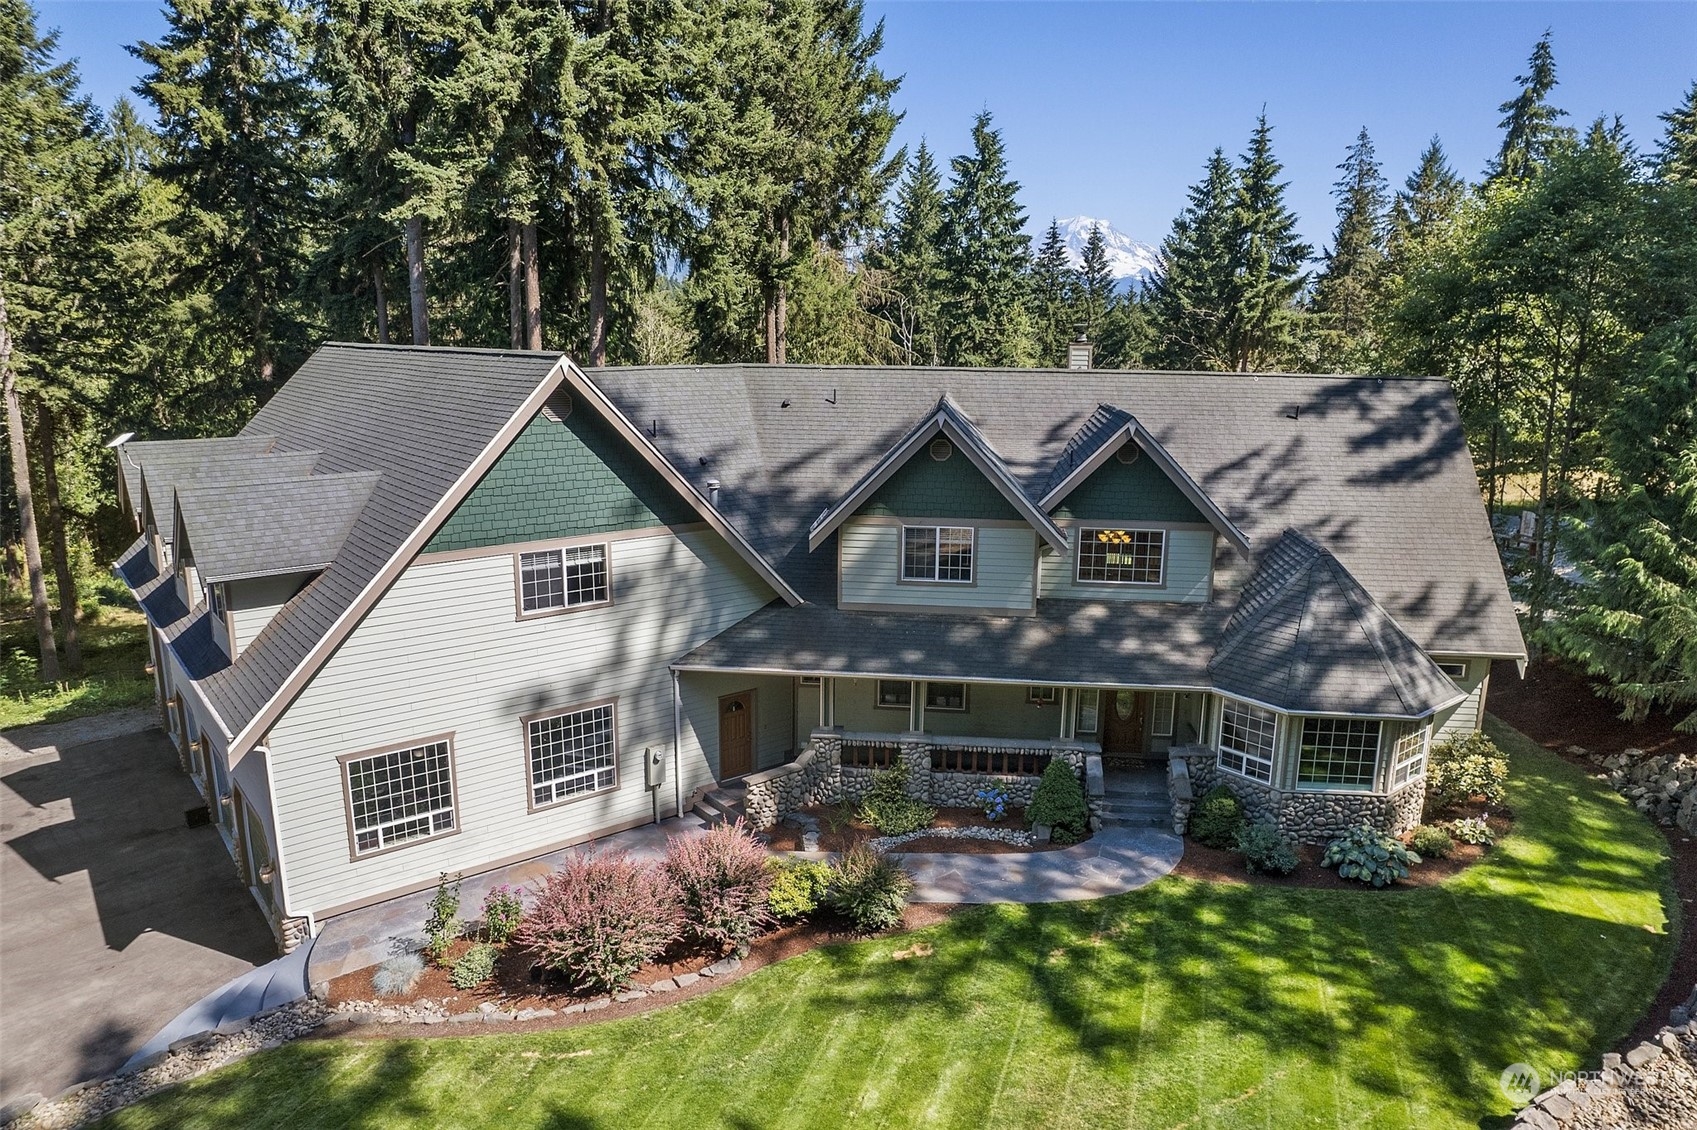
[1234,823,1299,876]
[1189,785,1245,849]
[858,760,937,836]
[1425,733,1509,814]
[1409,824,1455,859]
[664,821,773,953]
[515,850,683,993]
[480,884,525,945]
[1446,815,1496,846]
[372,953,424,998]
[1321,825,1421,887]
[827,845,913,933]
[767,858,832,921]
[449,943,499,990]
[424,872,463,965]
[975,783,1010,822]
[1027,760,1089,843]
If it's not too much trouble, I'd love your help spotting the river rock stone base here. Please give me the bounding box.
[1511,1021,1697,1130]
[1173,746,1425,844]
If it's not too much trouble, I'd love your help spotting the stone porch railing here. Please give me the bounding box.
[1169,742,1427,844]
[742,728,1102,830]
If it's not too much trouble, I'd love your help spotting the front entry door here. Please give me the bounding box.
[718,691,755,779]
[1101,689,1147,756]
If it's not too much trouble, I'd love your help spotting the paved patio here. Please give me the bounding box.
[0,714,276,1110]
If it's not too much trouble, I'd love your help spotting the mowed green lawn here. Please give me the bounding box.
[102,719,1674,1130]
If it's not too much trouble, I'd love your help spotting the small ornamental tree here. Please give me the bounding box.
[664,821,774,954]
[1027,760,1089,843]
[516,850,682,993]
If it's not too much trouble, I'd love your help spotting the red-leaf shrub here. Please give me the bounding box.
[515,850,682,993]
[663,821,774,953]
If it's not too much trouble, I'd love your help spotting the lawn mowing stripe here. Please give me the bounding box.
[1119,892,1162,1130]
[1052,899,1118,1129]
[982,903,1077,1130]
[903,909,1005,1128]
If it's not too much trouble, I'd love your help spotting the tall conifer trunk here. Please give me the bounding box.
[400,109,429,346]
[521,222,542,349]
[372,257,390,344]
[0,282,59,682]
[507,221,524,349]
[37,404,80,674]
[587,240,608,367]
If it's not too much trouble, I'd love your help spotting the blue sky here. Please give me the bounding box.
[36,0,1697,252]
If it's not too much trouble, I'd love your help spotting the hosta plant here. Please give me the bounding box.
[1446,815,1496,846]
[1321,825,1421,887]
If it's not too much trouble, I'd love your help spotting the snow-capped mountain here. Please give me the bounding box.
[1054,216,1159,286]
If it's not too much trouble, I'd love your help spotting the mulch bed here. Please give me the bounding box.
[1490,657,1697,1050]
[760,804,1078,854]
[321,902,963,1041]
[1171,804,1512,890]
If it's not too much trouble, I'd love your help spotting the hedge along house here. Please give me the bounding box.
[112,345,1521,952]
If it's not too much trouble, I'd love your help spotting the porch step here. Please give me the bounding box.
[1096,793,1171,830]
[690,785,748,829]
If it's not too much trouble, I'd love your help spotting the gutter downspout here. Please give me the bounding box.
[671,670,683,819]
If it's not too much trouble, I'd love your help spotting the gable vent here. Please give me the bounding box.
[1115,442,1141,465]
[541,392,573,423]
[928,437,953,462]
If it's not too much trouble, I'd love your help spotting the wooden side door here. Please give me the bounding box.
[718,690,755,779]
[1101,689,1148,756]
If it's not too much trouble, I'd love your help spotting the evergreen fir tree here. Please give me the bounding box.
[1028,219,1075,367]
[1228,113,1313,371]
[1489,31,1575,181]
[868,140,945,364]
[938,111,1034,367]
[1657,82,1697,186]
[1312,127,1389,370]
[134,0,321,390]
[1389,137,1466,257]
[1076,223,1116,342]
[1146,148,1239,370]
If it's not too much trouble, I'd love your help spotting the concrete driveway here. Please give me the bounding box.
[0,711,276,1109]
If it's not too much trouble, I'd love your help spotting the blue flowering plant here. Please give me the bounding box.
[974,784,1010,822]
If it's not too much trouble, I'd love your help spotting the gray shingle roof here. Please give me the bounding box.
[120,438,284,519]
[176,473,381,583]
[1210,530,1464,716]
[589,364,1524,659]
[674,598,1227,688]
[137,450,323,537]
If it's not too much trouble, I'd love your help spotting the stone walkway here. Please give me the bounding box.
[310,818,1181,986]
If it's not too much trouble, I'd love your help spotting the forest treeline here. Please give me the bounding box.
[2,1,1695,728]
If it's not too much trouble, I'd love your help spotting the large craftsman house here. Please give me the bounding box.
[113,345,1522,951]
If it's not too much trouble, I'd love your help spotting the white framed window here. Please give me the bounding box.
[1075,688,1101,734]
[345,739,456,856]
[925,682,967,712]
[527,703,618,807]
[1437,660,1469,680]
[1076,527,1166,585]
[1391,724,1429,786]
[1297,718,1383,790]
[206,582,226,619]
[798,675,822,686]
[1152,691,1176,737]
[1027,685,1059,705]
[1217,697,1276,783]
[875,679,912,709]
[519,545,609,614]
[901,525,974,583]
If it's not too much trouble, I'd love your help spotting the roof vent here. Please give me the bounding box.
[541,392,573,423]
[1116,442,1141,465]
[928,437,953,462]
[706,479,721,507]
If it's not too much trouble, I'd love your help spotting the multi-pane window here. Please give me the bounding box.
[925,682,967,711]
[1076,528,1166,585]
[528,704,617,807]
[346,741,456,855]
[1298,718,1383,790]
[1152,691,1176,737]
[1075,688,1101,734]
[519,545,609,613]
[1027,686,1060,705]
[1218,697,1276,783]
[875,680,912,709]
[1437,660,1469,680]
[1391,724,1429,786]
[902,526,974,583]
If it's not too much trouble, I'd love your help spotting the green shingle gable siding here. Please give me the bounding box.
[857,447,1021,520]
[1050,453,1207,523]
[426,405,698,553]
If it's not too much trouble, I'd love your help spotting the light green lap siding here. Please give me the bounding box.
[827,677,1064,742]
[858,447,1021,520]
[1041,526,1214,602]
[1431,656,1489,740]
[677,671,797,779]
[426,404,697,554]
[228,573,310,656]
[840,519,1036,612]
[1050,453,1207,523]
[264,528,773,918]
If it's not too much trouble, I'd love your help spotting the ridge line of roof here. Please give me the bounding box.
[596,362,1453,383]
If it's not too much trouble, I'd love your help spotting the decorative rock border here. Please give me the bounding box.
[1510,1018,1696,1129]
[1172,744,1426,844]
[1585,747,1697,835]
[870,825,1036,852]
